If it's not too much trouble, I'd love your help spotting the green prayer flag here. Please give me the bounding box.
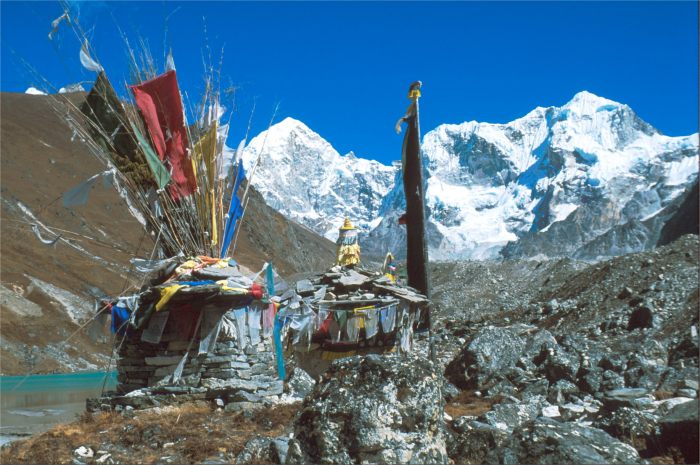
[131,122,171,189]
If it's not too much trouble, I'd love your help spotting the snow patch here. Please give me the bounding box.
[24,87,46,95]
[27,276,93,325]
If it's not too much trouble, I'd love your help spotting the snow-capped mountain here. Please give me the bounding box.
[241,92,699,260]
[239,117,396,240]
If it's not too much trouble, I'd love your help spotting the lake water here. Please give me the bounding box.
[0,371,116,446]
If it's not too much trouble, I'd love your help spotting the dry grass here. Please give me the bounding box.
[444,390,500,419]
[0,401,301,465]
[654,390,676,400]
[648,447,686,464]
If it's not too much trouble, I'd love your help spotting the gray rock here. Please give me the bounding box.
[658,365,699,392]
[521,379,549,400]
[486,418,642,464]
[442,381,460,402]
[543,349,580,383]
[235,436,277,464]
[601,370,626,391]
[445,327,525,390]
[447,419,509,465]
[547,380,579,405]
[286,368,315,399]
[676,388,697,398]
[144,356,183,366]
[224,401,264,413]
[257,380,284,397]
[295,279,314,294]
[228,390,262,403]
[594,407,660,445]
[288,354,448,465]
[602,388,651,411]
[480,397,545,432]
[200,378,259,393]
[599,353,627,373]
[617,287,633,299]
[578,368,603,394]
[658,399,699,463]
[523,329,558,365]
[270,437,289,465]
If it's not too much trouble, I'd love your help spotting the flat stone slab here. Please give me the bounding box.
[145,356,184,366]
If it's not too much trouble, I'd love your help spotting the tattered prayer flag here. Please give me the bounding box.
[80,40,103,72]
[220,160,246,258]
[192,124,219,245]
[81,72,158,191]
[131,70,197,200]
[62,170,115,207]
[131,123,171,190]
[62,172,102,207]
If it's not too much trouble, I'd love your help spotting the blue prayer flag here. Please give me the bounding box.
[220,160,246,258]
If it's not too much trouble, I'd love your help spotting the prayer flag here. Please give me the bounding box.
[131,70,197,200]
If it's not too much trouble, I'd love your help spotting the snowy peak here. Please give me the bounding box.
[369,91,698,260]
[240,117,396,240]
[561,90,622,115]
[241,91,697,261]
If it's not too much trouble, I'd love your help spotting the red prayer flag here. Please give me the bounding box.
[131,70,197,199]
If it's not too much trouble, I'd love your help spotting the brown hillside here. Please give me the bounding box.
[0,91,334,375]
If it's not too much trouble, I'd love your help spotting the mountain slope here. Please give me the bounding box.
[0,92,334,375]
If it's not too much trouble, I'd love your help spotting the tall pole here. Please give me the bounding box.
[397,81,430,298]
[396,81,433,360]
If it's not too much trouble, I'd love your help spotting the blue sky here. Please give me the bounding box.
[2,1,698,165]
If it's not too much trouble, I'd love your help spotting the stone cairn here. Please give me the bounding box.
[88,258,285,412]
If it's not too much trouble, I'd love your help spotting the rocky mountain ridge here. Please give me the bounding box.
[239,117,396,240]
[241,91,698,260]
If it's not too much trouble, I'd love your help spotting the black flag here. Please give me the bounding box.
[396,81,430,300]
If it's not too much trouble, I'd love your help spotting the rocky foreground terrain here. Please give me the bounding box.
[2,234,697,464]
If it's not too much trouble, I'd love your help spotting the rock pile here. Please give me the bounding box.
[286,354,447,465]
[89,328,287,412]
[290,265,429,313]
[279,266,430,377]
[441,318,698,463]
[435,236,699,463]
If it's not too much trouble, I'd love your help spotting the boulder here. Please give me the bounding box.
[285,367,316,399]
[235,436,278,464]
[658,399,699,464]
[522,329,558,365]
[486,418,642,464]
[601,370,626,391]
[594,407,660,445]
[578,367,603,394]
[669,331,699,365]
[480,396,545,433]
[521,379,549,400]
[602,388,653,411]
[547,380,579,405]
[442,381,460,402]
[287,354,447,465]
[543,349,580,383]
[445,327,525,390]
[447,419,509,465]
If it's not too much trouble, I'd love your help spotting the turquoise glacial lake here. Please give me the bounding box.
[0,371,116,446]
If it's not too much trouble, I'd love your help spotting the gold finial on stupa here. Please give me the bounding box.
[336,218,360,267]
